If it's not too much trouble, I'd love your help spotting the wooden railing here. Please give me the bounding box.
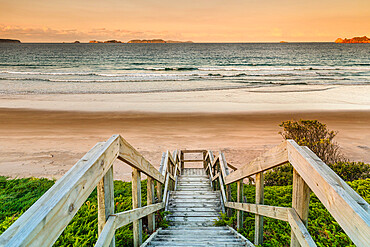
[0,135,181,247]
[1,136,368,247]
[204,140,370,247]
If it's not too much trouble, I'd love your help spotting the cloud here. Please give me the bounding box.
[0,24,184,42]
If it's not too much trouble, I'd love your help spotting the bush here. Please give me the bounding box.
[279,120,345,164]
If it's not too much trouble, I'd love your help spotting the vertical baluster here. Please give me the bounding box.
[237,179,244,230]
[132,168,142,247]
[147,176,155,233]
[97,166,115,246]
[291,169,310,247]
[255,172,264,245]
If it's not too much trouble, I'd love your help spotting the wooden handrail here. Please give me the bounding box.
[211,140,370,247]
[225,141,288,185]
[1,136,368,247]
[0,136,120,247]
[0,135,178,247]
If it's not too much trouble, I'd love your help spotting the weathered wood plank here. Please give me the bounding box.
[162,173,171,204]
[288,209,317,247]
[132,168,142,247]
[147,177,155,233]
[255,172,264,245]
[237,179,244,230]
[182,159,204,162]
[95,215,117,247]
[0,136,120,247]
[225,141,288,185]
[219,153,229,179]
[97,166,115,247]
[287,140,370,247]
[181,149,207,153]
[225,202,289,222]
[291,169,310,247]
[115,203,165,230]
[212,172,220,182]
[118,136,164,184]
[301,147,369,214]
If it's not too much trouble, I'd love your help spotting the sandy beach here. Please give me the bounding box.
[1,107,369,181]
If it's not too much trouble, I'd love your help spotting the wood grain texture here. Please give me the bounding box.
[287,140,370,247]
[255,172,264,245]
[291,169,310,247]
[225,202,289,222]
[97,167,115,247]
[132,168,142,247]
[288,209,317,247]
[95,215,117,247]
[225,141,288,185]
[147,177,155,233]
[115,203,165,230]
[237,179,244,230]
[0,136,120,247]
[118,136,164,183]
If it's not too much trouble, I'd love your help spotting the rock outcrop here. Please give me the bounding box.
[335,36,370,43]
[0,39,21,43]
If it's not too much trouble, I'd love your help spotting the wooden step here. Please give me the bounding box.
[147,241,246,247]
[169,211,220,217]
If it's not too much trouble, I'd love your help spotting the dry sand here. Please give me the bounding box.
[0,109,369,181]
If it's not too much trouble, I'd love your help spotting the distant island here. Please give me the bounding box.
[88,39,193,44]
[0,39,21,43]
[89,40,122,43]
[335,36,370,43]
[128,39,193,43]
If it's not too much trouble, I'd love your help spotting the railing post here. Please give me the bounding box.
[203,151,207,169]
[132,168,142,247]
[97,166,115,247]
[226,184,232,217]
[237,179,244,230]
[255,172,264,245]
[157,181,162,203]
[180,151,184,171]
[147,176,155,233]
[291,169,310,247]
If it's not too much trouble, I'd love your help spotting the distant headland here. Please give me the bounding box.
[0,39,21,43]
[335,36,370,43]
[88,39,193,44]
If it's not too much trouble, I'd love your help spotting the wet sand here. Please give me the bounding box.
[0,109,369,181]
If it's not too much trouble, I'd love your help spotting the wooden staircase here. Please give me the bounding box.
[144,168,252,246]
[0,135,368,247]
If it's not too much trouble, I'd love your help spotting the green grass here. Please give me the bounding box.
[0,176,369,246]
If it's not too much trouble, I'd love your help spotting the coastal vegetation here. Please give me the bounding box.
[0,120,368,246]
[0,176,368,246]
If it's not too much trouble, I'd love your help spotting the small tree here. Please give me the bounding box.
[279,120,346,164]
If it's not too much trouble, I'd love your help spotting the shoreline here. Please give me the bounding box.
[1,108,369,181]
[0,85,369,113]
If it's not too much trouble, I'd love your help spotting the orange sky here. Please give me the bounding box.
[0,0,369,42]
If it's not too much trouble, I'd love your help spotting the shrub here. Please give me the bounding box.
[279,120,345,164]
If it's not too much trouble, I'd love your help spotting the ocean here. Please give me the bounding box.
[0,43,369,94]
